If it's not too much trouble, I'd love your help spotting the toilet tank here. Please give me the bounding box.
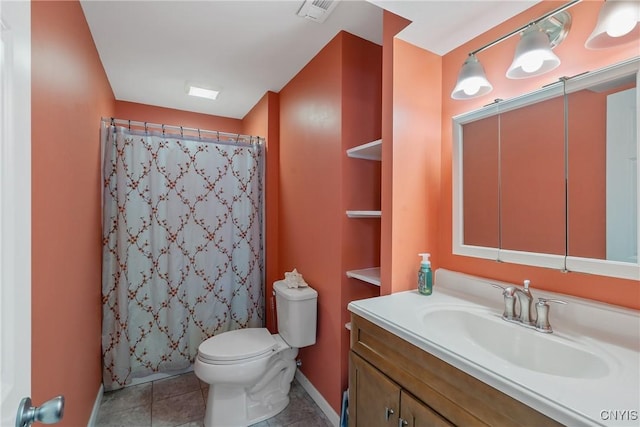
[274,280,318,348]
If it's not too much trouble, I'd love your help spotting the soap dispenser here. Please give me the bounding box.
[418,253,432,295]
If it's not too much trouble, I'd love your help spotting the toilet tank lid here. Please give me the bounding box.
[274,280,318,300]
[199,328,276,361]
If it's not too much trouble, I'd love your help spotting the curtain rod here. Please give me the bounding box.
[101,117,264,144]
[470,0,581,56]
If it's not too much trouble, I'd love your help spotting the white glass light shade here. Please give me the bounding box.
[586,0,640,49]
[507,26,561,79]
[451,55,493,100]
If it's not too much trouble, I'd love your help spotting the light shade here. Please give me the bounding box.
[451,54,493,100]
[585,0,640,49]
[187,86,219,100]
[506,26,561,79]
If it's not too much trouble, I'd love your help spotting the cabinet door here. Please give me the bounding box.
[400,391,453,427]
[350,353,400,427]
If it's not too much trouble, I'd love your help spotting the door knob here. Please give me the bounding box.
[15,396,64,427]
[385,406,395,421]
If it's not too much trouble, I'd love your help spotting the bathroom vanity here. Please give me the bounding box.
[348,269,640,427]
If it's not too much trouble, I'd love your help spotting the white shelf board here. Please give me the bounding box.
[346,139,382,161]
[346,210,381,218]
[346,267,381,286]
[345,322,352,331]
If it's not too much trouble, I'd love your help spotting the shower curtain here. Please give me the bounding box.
[101,125,264,391]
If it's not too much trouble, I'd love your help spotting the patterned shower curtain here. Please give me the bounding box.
[101,126,264,391]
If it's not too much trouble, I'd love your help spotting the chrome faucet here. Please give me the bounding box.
[492,280,566,333]
[514,280,534,326]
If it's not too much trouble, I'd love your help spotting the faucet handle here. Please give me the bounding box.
[538,297,567,306]
[535,297,567,333]
[491,283,517,320]
[491,283,515,295]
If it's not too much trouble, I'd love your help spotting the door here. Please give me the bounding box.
[606,87,637,263]
[350,353,400,427]
[0,1,32,425]
[399,390,453,427]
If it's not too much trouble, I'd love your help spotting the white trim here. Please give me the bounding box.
[86,384,104,427]
[0,2,31,425]
[294,369,340,427]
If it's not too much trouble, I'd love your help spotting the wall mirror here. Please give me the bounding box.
[453,57,639,280]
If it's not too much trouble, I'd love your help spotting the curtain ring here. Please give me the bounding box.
[198,129,201,139]
[128,120,131,130]
[216,131,220,141]
[162,124,165,136]
[180,126,183,138]
[110,117,115,127]
[144,122,148,133]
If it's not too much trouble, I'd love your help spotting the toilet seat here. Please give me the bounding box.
[198,328,277,365]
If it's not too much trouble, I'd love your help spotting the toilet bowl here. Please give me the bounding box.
[195,281,317,427]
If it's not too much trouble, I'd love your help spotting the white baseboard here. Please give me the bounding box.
[295,369,340,427]
[87,383,104,427]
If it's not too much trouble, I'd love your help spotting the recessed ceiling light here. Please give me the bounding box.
[188,86,219,100]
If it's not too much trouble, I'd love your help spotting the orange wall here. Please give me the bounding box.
[439,0,640,309]
[279,33,343,412]
[567,89,608,259]
[279,31,382,412]
[500,96,566,255]
[241,91,280,332]
[31,1,115,425]
[381,11,411,293]
[381,10,443,295]
[462,115,500,247]
[114,100,243,133]
[339,32,383,398]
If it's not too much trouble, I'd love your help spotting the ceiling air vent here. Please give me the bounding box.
[296,0,340,23]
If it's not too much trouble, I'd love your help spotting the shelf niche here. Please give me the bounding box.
[346,139,382,161]
[346,267,381,287]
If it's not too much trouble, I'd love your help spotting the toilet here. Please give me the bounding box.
[194,280,318,427]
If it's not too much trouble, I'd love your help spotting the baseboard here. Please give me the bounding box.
[87,383,104,427]
[295,369,340,427]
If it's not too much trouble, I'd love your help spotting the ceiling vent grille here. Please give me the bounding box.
[296,0,340,23]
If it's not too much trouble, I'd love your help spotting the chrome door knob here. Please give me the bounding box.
[16,396,64,427]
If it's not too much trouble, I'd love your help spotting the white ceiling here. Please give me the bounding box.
[81,0,540,120]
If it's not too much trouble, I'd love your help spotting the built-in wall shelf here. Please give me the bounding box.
[346,139,382,161]
[346,210,382,218]
[345,322,352,331]
[346,267,381,287]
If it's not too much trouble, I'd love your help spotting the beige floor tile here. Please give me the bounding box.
[96,403,151,427]
[151,389,205,427]
[98,373,332,427]
[153,372,200,402]
[100,383,152,414]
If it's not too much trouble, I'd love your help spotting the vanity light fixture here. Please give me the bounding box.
[507,11,571,79]
[451,54,493,99]
[187,85,219,100]
[451,0,578,100]
[585,0,640,49]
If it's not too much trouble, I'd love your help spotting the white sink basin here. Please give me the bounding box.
[422,307,611,379]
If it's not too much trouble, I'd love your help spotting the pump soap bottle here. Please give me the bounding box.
[418,253,432,295]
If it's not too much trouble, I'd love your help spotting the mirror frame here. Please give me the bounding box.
[452,57,639,280]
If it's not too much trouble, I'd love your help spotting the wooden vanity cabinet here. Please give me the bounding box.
[351,353,452,427]
[349,314,562,427]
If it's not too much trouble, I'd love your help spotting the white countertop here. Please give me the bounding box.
[348,269,640,427]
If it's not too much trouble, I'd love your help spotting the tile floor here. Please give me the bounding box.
[96,372,334,427]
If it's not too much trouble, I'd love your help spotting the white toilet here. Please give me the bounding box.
[194,280,318,427]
